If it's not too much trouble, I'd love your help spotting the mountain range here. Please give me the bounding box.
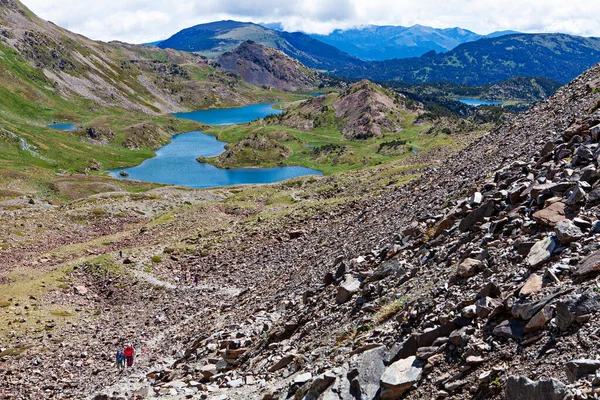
[334,33,600,85]
[310,24,520,60]
[157,20,364,71]
[157,21,600,86]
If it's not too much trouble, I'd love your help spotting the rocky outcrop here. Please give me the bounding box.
[122,122,172,150]
[276,80,422,140]
[217,41,320,91]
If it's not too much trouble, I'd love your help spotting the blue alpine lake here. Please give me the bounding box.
[458,98,503,107]
[173,102,283,125]
[110,103,322,188]
[48,123,79,131]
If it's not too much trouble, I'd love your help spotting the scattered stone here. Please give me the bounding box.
[336,275,362,304]
[268,354,296,372]
[455,258,482,279]
[527,236,559,268]
[573,249,600,276]
[519,274,543,297]
[554,219,584,244]
[565,359,600,382]
[524,305,554,333]
[75,286,88,296]
[492,320,526,340]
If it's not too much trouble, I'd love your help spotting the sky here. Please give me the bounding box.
[20,0,600,44]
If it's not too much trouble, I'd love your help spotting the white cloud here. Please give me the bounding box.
[19,0,600,43]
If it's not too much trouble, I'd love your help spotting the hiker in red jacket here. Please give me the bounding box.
[123,344,135,367]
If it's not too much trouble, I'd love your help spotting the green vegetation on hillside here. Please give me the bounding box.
[334,33,600,85]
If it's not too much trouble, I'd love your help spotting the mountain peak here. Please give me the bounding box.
[217,41,319,91]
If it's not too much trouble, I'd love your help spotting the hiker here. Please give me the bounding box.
[119,250,123,258]
[194,275,199,287]
[116,349,125,370]
[123,343,135,368]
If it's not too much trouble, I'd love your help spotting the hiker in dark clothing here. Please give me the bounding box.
[116,350,125,370]
[194,275,199,287]
[123,344,135,367]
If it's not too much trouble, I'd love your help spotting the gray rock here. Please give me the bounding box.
[349,346,388,400]
[527,236,559,268]
[492,320,526,341]
[556,289,600,331]
[369,259,405,282]
[511,292,563,320]
[476,296,504,319]
[565,183,587,205]
[336,275,361,304]
[380,356,425,399]
[459,200,495,232]
[565,359,600,382]
[505,376,569,400]
[554,219,583,244]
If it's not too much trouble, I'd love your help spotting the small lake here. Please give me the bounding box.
[48,123,78,131]
[110,104,321,188]
[458,98,503,107]
[173,103,283,125]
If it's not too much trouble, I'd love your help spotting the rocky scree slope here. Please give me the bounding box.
[217,41,320,91]
[97,64,600,399]
[272,80,422,140]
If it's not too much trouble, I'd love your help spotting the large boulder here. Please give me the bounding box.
[532,202,566,227]
[380,356,425,399]
[349,346,388,400]
[505,376,570,400]
[565,359,600,382]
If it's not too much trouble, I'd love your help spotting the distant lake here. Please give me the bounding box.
[110,104,321,188]
[48,123,78,131]
[173,103,283,125]
[458,98,503,106]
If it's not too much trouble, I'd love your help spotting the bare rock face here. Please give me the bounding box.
[217,41,319,91]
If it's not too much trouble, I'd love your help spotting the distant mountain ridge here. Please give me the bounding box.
[157,21,364,71]
[334,33,600,85]
[311,24,499,60]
